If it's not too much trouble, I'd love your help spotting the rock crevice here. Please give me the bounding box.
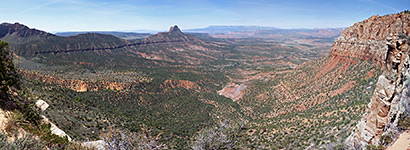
[336,12,410,149]
[330,13,410,67]
[345,35,409,149]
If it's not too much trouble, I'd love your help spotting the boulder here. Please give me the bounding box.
[35,100,49,112]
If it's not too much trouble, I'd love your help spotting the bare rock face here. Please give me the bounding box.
[217,83,247,101]
[144,25,206,44]
[35,100,49,112]
[331,13,410,67]
[169,25,182,33]
[34,100,72,141]
[41,116,72,141]
[338,12,410,149]
[81,140,107,150]
[345,36,409,149]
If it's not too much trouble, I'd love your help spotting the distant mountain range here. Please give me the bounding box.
[0,22,129,56]
[185,25,345,34]
[56,31,151,40]
[52,25,344,38]
[185,25,279,33]
[1,11,410,150]
[0,22,222,67]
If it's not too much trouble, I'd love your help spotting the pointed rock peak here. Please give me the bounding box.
[169,25,182,33]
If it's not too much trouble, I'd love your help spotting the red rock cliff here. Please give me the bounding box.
[331,13,410,67]
[340,12,410,149]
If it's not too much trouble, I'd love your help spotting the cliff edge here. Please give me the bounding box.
[331,12,410,67]
[338,11,410,149]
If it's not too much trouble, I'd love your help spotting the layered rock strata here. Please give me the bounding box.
[345,36,409,149]
[328,12,410,149]
[331,13,410,66]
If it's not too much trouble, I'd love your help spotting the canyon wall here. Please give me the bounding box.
[345,36,409,149]
[331,12,410,149]
[331,12,410,67]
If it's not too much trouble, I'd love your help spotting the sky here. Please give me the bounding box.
[0,0,409,32]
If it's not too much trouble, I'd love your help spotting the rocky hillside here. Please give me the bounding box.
[0,23,129,56]
[3,12,409,149]
[230,11,409,149]
[0,40,80,149]
[20,71,133,92]
[0,22,52,38]
[340,12,410,149]
[144,25,205,43]
[0,23,222,67]
[133,25,222,65]
[331,12,410,66]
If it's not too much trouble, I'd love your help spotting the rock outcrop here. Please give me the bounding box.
[217,83,247,101]
[35,100,72,141]
[81,140,106,150]
[21,71,132,92]
[331,12,410,67]
[169,25,182,33]
[0,109,8,131]
[161,79,200,91]
[143,25,206,44]
[35,99,49,112]
[342,12,410,149]
[136,25,221,65]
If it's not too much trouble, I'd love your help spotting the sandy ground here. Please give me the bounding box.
[388,130,410,150]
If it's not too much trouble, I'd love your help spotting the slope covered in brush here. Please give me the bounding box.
[231,11,410,149]
[0,23,129,57]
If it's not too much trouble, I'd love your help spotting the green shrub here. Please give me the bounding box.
[333,143,346,150]
[0,40,21,100]
[379,133,393,146]
[398,113,410,129]
[0,131,46,150]
[366,144,384,150]
[100,125,164,149]
[191,120,248,150]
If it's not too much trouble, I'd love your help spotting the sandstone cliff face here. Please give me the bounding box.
[331,13,410,67]
[341,12,410,149]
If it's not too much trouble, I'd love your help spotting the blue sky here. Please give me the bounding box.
[0,0,409,32]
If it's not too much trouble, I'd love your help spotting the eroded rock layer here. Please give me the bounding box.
[331,13,410,67]
[342,12,410,149]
